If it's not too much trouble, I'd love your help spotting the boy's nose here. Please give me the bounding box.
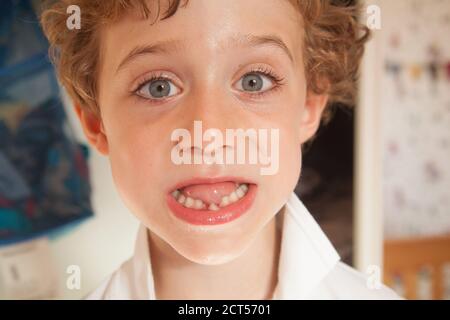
[182,85,242,133]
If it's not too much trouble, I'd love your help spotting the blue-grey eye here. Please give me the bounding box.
[237,72,274,92]
[137,79,179,99]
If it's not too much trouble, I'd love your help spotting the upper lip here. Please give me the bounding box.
[168,176,256,193]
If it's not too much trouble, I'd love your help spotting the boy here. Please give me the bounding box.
[41,0,400,299]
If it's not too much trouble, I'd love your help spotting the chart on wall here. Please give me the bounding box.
[379,0,450,238]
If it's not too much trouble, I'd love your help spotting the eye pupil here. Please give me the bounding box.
[242,73,263,92]
[149,80,170,98]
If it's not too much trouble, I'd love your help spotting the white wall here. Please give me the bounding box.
[49,93,139,299]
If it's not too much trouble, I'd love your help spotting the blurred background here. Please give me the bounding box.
[0,0,449,300]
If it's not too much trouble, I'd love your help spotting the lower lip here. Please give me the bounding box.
[166,184,257,225]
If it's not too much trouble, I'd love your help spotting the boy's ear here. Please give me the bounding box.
[74,104,109,155]
[299,91,329,144]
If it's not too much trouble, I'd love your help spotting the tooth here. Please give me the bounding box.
[178,194,186,204]
[184,197,194,208]
[172,190,180,199]
[235,187,245,198]
[239,184,248,193]
[229,191,238,203]
[194,199,204,209]
[220,196,230,207]
[208,203,219,211]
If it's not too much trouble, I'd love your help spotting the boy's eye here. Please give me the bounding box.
[136,79,180,99]
[236,72,274,93]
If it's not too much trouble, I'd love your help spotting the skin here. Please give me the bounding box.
[75,0,328,299]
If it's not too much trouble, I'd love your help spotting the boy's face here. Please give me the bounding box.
[79,0,327,264]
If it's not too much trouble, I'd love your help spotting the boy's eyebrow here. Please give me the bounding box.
[116,39,186,74]
[115,34,294,74]
[226,34,294,63]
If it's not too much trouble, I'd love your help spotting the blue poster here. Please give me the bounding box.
[0,0,94,245]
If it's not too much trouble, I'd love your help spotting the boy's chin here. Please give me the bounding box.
[172,239,252,266]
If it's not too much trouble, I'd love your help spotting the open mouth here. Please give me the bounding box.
[166,179,257,225]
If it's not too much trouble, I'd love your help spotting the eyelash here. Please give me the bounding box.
[133,72,168,93]
[241,66,286,99]
[131,67,286,102]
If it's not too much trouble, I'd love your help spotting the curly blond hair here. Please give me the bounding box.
[40,0,370,119]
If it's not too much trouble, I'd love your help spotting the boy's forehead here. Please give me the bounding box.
[101,0,304,71]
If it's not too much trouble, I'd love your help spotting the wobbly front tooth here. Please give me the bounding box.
[208,203,219,211]
[184,197,194,208]
[172,190,180,199]
[239,184,249,193]
[229,191,238,203]
[177,194,186,204]
[193,199,204,210]
[220,196,230,207]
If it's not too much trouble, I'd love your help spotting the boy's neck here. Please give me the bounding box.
[148,212,282,300]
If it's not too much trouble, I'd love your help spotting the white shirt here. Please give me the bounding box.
[87,193,402,300]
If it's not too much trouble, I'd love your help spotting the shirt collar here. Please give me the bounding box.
[130,223,156,299]
[133,192,340,300]
[272,192,341,299]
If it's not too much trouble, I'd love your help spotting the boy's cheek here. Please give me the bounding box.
[106,130,172,198]
[275,131,302,193]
